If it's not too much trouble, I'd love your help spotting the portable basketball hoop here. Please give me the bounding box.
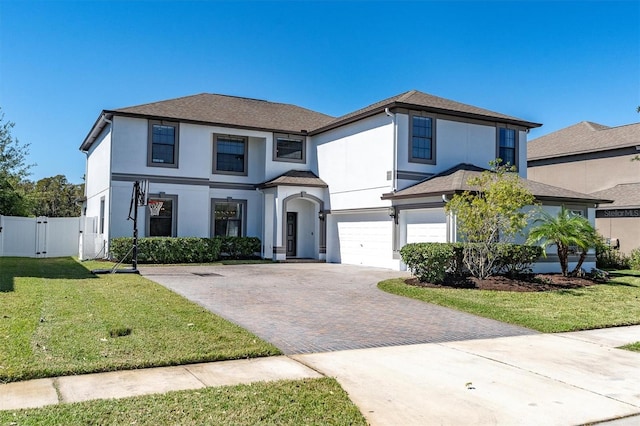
[92,179,150,275]
[148,200,164,216]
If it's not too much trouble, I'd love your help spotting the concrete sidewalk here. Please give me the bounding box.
[295,325,640,425]
[0,357,322,411]
[2,325,640,425]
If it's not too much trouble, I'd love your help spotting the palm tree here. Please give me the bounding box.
[527,206,598,276]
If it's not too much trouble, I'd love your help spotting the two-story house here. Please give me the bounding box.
[528,121,640,254]
[80,90,607,271]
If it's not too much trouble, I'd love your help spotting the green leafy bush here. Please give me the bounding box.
[218,236,261,259]
[630,248,640,270]
[401,242,542,283]
[494,244,543,276]
[109,236,261,264]
[400,243,457,284]
[596,246,630,270]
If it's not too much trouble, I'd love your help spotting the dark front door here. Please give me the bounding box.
[286,212,297,257]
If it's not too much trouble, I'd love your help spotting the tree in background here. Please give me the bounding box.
[29,175,84,217]
[445,161,536,279]
[527,206,598,276]
[0,108,34,216]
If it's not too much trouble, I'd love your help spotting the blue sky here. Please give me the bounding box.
[1,0,638,184]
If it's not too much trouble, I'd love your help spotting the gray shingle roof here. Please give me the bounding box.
[111,93,335,134]
[528,121,640,160]
[383,163,611,204]
[590,183,640,208]
[312,90,541,134]
[259,170,327,189]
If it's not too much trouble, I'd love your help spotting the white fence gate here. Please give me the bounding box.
[0,215,81,258]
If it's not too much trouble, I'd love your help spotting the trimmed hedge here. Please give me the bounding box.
[400,243,459,284]
[109,236,261,264]
[218,236,261,259]
[400,242,542,283]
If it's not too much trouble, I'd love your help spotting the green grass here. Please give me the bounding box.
[379,270,640,333]
[0,257,280,383]
[0,377,367,425]
[621,342,640,352]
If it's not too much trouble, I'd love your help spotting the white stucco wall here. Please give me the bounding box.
[315,113,394,211]
[84,124,112,251]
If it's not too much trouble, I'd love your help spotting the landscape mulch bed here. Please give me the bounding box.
[406,274,596,292]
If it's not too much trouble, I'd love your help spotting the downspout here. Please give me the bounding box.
[385,108,397,192]
[385,107,399,255]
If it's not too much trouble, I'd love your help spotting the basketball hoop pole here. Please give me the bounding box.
[132,180,142,271]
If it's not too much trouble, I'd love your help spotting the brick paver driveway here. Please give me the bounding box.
[139,263,536,354]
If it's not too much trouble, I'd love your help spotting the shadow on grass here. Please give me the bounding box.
[0,257,96,292]
[607,270,640,279]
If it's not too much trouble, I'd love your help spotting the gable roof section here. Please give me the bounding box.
[382,163,611,204]
[259,170,328,189]
[590,183,640,208]
[312,90,542,134]
[111,93,335,134]
[528,121,640,160]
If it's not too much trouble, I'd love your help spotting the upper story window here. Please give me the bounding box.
[213,134,248,175]
[498,127,517,168]
[409,113,436,164]
[273,133,305,163]
[148,120,179,167]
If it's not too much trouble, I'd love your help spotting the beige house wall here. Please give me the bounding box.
[527,153,639,194]
[596,217,640,255]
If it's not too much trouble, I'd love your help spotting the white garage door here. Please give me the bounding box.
[406,223,447,244]
[331,213,393,268]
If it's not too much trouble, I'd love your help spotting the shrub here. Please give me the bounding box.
[110,236,237,264]
[218,236,261,259]
[400,243,456,284]
[596,246,630,270]
[494,244,543,276]
[630,248,640,270]
[401,242,542,283]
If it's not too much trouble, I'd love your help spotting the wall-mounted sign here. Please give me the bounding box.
[596,209,640,218]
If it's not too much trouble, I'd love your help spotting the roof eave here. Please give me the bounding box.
[528,143,640,162]
[311,101,541,135]
[105,110,313,136]
[79,111,113,152]
[381,190,460,200]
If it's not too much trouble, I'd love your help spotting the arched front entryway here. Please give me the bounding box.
[281,192,326,260]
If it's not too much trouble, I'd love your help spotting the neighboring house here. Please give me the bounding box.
[528,121,640,254]
[80,90,607,272]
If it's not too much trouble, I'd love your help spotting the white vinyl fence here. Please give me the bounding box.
[0,215,85,258]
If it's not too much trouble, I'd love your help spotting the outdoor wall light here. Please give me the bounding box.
[388,206,397,218]
[318,211,325,221]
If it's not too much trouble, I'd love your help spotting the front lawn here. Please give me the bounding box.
[379,270,640,333]
[0,257,280,383]
[0,377,367,425]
